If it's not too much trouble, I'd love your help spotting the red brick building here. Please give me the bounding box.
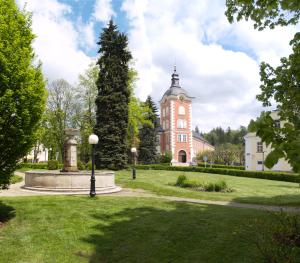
[159,68,214,165]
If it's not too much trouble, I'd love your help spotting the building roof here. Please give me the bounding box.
[192,131,212,145]
[162,67,193,99]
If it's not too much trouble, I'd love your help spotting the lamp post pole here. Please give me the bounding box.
[90,144,96,197]
[89,134,99,197]
[131,147,137,180]
[262,151,265,172]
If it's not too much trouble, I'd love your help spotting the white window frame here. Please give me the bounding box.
[177,119,186,129]
[178,134,187,142]
[178,106,185,115]
[257,142,263,153]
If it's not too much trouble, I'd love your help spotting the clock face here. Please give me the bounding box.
[179,96,184,101]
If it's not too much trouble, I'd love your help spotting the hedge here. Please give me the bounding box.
[198,162,245,170]
[134,164,300,183]
[16,162,63,170]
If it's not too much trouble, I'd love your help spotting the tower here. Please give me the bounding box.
[159,67,194,164]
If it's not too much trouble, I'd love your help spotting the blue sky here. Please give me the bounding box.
[16,0,298,131]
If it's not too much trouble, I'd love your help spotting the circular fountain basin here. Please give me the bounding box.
[24,170,121,194]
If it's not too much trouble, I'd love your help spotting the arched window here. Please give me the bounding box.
[178,106,185,115]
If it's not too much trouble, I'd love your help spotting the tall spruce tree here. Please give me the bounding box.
[138,96,159,164]
[94,20,132,170]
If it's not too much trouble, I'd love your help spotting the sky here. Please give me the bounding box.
[16,0,299,132]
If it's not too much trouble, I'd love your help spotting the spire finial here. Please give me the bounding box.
[174,64,176,73]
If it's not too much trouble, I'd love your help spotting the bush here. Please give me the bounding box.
[160,151,172,164]
[135,164,300,183]
[87,161,92,170]
[175,174,188,186]
[175,175,231,192]
[9,175,23,184]
[198,162,245,170]
[77,160,85,170]
[247,212,300,262]
[203,181,230,192]
[48,160,59,170]
[16,162,48,169]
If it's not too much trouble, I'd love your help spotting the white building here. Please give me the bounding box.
[244,111,293,172]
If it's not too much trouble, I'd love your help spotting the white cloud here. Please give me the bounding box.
[16,0,92,85]
[93,0,115,24]
[122,0,298,132]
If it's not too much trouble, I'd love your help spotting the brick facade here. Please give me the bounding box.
[159,68,214,164]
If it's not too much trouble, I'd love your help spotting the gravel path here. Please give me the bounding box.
[1,172,300,213]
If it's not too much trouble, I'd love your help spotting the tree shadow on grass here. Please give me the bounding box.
[0,201,15,227]
[82,201,268,263]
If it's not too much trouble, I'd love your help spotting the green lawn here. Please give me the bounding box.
[0,195,276,263]
[116,170,300,206]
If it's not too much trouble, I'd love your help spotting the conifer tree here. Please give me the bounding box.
[138,96,159,164]
[94,20,132,170]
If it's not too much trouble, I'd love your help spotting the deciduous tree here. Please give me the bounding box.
[226,0,300,173]
[0,0,46,188]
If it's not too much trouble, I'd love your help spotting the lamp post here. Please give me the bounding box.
[88,134,99,197]
[262,151,265,171]
[131,147,137,180]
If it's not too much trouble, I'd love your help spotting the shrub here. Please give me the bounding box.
[198,162,245,170]
[203,181,231,192]
[77,160,85,170]
[247,211,300,262]
[87,161,92,170]
[48,160,59,170]
[161,151,172,164]
[9,175,23,184]
[175,175,232,192]
[175,174,187,186]
[135,164,300,183]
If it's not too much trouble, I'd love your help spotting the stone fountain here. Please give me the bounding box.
[24,128,121,194]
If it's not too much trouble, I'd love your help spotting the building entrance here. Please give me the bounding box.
[178,150,187,163]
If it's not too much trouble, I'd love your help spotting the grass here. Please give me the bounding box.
[0,195,277,263]
[116,170,300,206]
[9,174,23,184]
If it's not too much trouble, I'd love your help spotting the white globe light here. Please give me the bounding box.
[88,134,99,145]
[131,147,137,153]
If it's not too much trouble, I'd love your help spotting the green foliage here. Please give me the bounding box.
[127,69,151,149]
[135,164,300,183]
[138,96,159,164]
[226,0,300,174]
[175,174,231,192]
[9,175,23,184]
[198,162,245,170]
[248,211,300,262]
[77,160,85,171]
[225,0,300,31]
[87,160,92,170]
[94,20,132,170]
[160,151,172,164]
[203,126,247,146]
[47,160,59,170]
[76,62,98,163]
[16,162,48,169]
[197,143,244,166]
[0,0,46,189]
[175,174,188,186]
[42,79,76,162]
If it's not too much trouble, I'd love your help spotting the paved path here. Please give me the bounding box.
[1,172,300,213]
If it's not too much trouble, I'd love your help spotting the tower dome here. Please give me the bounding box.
[162,67,192,99]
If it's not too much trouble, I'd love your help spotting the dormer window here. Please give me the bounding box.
[178,106,185,115]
